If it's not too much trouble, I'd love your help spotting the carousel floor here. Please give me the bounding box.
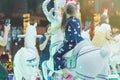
[108,74,119,80]
[6,73,120,80]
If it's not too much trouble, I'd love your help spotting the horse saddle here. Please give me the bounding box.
[63,45,81,69]
[56,41,77,69]
[63,40,92,69]
[65,55,77,69]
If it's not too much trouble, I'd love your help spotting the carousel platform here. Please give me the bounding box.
[108,74,119,80]
[5,73,120,80]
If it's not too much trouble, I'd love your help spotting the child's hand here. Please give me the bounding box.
[4,24,11,33]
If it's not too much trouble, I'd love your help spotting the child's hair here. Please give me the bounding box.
[61,2,76,31]
[65,2,75,15]
[99,14,108,25]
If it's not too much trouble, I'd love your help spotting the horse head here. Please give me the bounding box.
[25,23,37,49]
[42,0,65,26]
[42,0,65,44]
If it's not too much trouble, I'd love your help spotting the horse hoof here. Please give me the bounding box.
[63,74,72,80]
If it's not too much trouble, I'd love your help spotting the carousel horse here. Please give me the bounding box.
[55,38,110,80]
[109,34,120,79]
[13,23,42,80]
[78,33,120,80]
[42,0,110,80]
[41,0,66,80]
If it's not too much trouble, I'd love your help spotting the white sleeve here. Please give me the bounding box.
[94,26,99,32]
[99,24,111,32]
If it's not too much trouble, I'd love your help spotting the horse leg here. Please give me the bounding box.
[14,55,23,80]
[96,59,109,80]
[111,63,120,80]
[42,60,54,80]
[37,70,43,80]
[42,61,48,80]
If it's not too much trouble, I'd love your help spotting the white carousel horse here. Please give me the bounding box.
[109,34,120,79]
[80,30,120,79]
[53,38,110,80]
[41,0,65,80]
[13,23,42,80]
[80,31,120,80]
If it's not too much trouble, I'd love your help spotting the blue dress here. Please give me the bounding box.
[53,16,83,70]
[39,36,51,68]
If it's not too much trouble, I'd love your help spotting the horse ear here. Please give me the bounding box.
[34,23,37,27]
